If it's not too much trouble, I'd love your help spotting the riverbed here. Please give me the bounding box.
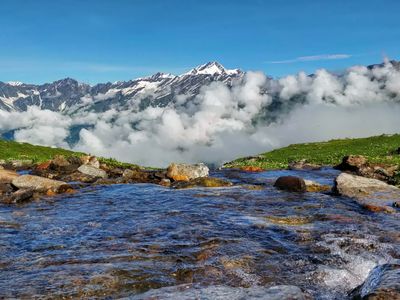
[0,168,399,299]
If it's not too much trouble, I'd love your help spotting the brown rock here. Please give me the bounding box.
[335,155,367,172]
[0,169,20,183]
[274,176,306,192]
[122,169,150,182]
[1,189,34,204]
[52,155,70,168]
[0,183,14,194]
[36,161,52,171]
[12,175,71,193]
[80,155,100,168]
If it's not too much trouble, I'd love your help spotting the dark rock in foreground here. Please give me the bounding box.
[274,176,306,192]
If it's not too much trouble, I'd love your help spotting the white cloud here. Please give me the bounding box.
[268,54,352,64]
[1,60,399,167]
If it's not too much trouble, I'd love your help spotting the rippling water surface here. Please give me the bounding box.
[0,169,399,299]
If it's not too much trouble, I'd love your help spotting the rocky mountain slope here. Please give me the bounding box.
[0,62,243,113]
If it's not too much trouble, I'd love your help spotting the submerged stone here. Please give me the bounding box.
[265,215,313,226]
[304,179,331,192]
[171,177,232,189]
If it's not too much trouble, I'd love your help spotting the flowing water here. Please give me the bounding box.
[0,168,399,299]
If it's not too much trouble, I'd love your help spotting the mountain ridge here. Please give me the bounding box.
[0,61,243,113]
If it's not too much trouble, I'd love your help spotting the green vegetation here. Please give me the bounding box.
[224,134,400,169]
[0,139,139,169]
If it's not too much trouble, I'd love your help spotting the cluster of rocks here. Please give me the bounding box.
[273,155,400,213]
[335,155,399,184]
[0,168,73,204]
[0,157,234,204]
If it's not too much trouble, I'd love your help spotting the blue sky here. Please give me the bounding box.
[1,0,399,84]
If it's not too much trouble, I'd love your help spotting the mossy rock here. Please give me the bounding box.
[172,177,233,189]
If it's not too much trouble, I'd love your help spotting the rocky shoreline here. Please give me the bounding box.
[1,154,399,298]
[1,153,399,213]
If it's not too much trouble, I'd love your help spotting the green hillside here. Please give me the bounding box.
[0,139,137,168]
[224,134,400,169]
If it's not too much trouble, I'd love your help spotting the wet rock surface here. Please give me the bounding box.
[171,177,233,189]
[350,263,400,299]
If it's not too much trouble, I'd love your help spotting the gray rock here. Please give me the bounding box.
[334,173,400,213]
[12,175,70,193]
[167,163,209,181]
[77,165,108,179]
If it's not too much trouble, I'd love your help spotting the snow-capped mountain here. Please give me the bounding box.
[0,62,243,113]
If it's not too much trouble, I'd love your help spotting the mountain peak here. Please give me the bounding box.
[6,81,24,86]
[184,61,241,76]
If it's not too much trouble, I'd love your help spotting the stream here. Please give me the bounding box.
[0,168,399,299]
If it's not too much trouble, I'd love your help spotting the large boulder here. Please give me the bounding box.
[0,169,20,183]
[274,176,306,192]
[77,165,108,179]
[12,175,71,193]
[350,263,400,299]
[166,163,209,182]
[334,173,400,213]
